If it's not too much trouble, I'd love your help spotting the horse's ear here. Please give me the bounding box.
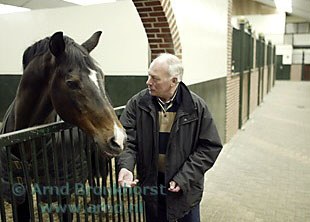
[49,32,65,57]
[82,31,102,53]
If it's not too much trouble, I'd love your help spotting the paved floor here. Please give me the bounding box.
[201,81,310,222]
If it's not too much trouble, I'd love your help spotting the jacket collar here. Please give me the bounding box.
[138,82,196,114]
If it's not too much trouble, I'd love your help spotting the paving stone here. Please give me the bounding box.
[201,81,310,222]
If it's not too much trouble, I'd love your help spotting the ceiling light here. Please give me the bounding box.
[274,0,292,13]
[0,4,30,15]
[63,0,116,5]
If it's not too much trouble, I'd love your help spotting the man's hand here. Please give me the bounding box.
[118,168,139,188]
[168,181,181,192]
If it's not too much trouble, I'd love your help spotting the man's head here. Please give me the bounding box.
[146,53,183,102]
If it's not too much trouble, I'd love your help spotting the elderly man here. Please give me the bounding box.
[118,53,222,222]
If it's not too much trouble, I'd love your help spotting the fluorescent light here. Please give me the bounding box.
[274,0,292,13]
[63,0,116,5]
[0,4,30,15]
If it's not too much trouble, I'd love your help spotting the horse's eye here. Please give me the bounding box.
[66,80,81,90]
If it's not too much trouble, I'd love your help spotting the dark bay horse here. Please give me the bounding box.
[0,31,126,221]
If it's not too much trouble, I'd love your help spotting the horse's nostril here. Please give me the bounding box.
[110,136,117,146]
[108,136,122,151]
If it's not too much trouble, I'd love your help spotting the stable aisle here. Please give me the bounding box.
[201,81,310,222]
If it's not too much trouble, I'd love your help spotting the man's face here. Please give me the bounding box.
[146,60,176,101]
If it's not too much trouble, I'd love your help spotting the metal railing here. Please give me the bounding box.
[0,106,145,222]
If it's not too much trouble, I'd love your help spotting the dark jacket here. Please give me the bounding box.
[118,82,222,221]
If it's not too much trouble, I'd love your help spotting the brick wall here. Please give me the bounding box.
[225,0,239,143]
[242,72,249,125]
[226,74,240,142]
[250,68,259,114]
[132,0,182,60]
[250,33,259,115]
[290,65,302,81]
[270,65,274,86]
[264,65,268,96]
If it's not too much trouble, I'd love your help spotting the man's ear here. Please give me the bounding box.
[172,77,178,84]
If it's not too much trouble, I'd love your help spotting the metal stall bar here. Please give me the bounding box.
[0,107,145,222]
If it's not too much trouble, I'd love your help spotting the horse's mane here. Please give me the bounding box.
[22,37,50,70]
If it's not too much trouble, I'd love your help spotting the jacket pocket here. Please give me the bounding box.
[179,113,198,125]
[186,181,204,206]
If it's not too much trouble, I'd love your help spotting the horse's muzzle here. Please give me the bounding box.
[107,135,125,155]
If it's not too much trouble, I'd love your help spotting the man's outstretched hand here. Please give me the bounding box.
[118,168,139,188]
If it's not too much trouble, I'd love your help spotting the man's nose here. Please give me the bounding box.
[146,77,151,85]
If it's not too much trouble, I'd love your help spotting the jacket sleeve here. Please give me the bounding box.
[117,98,138,172]
[172,103,223,194]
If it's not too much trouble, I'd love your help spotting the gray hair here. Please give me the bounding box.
[154,53,183,82]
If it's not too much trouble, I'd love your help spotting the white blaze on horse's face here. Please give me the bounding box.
[89,68,100,90]
[114,122,126,150]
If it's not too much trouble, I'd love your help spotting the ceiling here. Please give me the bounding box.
[0,0,77,9]
[254,0,310,21]
[1,0,310,21]
[0,0,127,9]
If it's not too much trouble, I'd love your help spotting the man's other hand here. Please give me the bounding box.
[168,180,181,192]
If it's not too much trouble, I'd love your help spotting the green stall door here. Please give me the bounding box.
[276,55,290,80]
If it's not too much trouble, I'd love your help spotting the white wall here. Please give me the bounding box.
[276,45,293,64]
[172,0,228,85]
[232,12,286,45]
[0,0,228,85]
[294,34,310,47]
[0,1,148,75]
[293,49,310,64]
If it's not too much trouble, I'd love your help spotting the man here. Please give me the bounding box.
[117,53,222,222]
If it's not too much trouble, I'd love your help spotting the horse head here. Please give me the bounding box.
[48,31,126,157]
[14,31,126,157]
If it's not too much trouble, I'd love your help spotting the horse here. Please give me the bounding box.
[0,31,126,221]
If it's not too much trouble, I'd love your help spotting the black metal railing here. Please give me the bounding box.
[0,106,145,222]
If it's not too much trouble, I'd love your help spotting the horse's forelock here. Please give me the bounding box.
[22,34,106,94]
[22,35,75,70]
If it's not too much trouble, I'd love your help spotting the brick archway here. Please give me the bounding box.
[132,0,182,60]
